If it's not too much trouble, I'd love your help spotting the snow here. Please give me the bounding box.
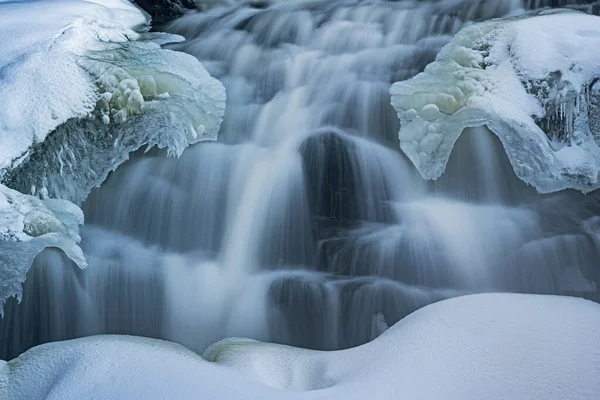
[0,0,225,199]
[390,10,600,193]
[0,0,225,312]
[2,293,600,399]
[0,0,144,172]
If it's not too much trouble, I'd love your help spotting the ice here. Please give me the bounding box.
[0,0,225,201]
[0,0,225,312]
[0,0,144,173]
[0,184,85,314]
[1,293,600,399]
[391,10,600,193]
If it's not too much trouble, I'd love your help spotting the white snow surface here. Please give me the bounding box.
[390,10,600,193]
[2,293,600,399]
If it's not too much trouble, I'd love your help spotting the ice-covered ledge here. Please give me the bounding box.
[390,10,600,193]
[0,0,225,197]
[0,0,225,310]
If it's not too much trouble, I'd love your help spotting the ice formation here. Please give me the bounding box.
[2,293,600,399]
[0,0,225,310]
[0,0,225,202]
[391,10,600,193]
[0,185,86,314]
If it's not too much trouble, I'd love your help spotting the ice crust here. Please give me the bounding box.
[0,0,225,310]
[390,10,600,193]
[1,293,600,399]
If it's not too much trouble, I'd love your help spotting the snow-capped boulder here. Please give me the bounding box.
[391,10,600,193]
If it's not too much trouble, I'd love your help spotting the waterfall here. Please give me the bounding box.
[2,0,600,360]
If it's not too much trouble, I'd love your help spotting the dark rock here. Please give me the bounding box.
[134,0,196,23]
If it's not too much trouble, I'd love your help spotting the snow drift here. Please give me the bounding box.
[0,0,225,310]
[1,293,599,399]
[390,10,600,193]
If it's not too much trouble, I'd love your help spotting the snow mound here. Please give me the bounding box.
[0,0,225,201]
[2,294,600,399]
[390,10,600,193]
[0,184,85,314]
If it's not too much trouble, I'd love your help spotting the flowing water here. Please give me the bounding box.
[2,0,600,359]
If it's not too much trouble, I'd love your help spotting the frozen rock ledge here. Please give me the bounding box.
[0,0,225,311]
[390,10,600,193]
[0,0,225,202]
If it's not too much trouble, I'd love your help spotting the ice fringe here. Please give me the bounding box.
[0,0,225,311]
[390,10,600,193]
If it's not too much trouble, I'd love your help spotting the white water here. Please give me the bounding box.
[2,0,600,359]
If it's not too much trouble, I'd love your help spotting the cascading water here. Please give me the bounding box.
[2,0,600,359]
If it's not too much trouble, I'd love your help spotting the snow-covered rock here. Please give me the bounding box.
[2,293,600,399]
[0,0,225,311]
[0,0,225,201]
[390,10,600,193]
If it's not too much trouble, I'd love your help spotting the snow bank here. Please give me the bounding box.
[390,10,600,193]
[2,293,600,399]
[0,0,225,311]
